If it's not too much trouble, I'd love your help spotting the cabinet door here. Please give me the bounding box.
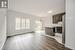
[45,27,55,36]
[53,13,63,24]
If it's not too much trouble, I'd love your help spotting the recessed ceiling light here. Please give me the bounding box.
[48,11,52,13]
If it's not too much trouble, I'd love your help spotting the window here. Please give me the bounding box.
[16,17,21,30]
[26,19,30,29]
[21,18,25,29]
[0,0,8,8]
[15,17,30,30]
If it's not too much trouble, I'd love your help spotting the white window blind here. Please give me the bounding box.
[26,19,30,29]
[21,18,25,29]
[16,17,21,30]
[15,17,30,30]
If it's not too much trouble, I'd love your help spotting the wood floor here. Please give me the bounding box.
[3,33,70,50]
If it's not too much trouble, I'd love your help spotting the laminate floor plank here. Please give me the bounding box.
[3,33,70,50]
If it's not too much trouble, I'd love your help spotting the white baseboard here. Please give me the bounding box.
[65,45,74,50]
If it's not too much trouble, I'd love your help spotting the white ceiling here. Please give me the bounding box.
[9,0,65,17]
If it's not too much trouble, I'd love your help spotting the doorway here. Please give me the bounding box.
[35,20,42,33]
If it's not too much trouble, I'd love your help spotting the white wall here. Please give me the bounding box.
[7,10,40,36]
[41,16,52,28]
[0,9,7,50]
[8,0,65,17]
[66,0,75,50]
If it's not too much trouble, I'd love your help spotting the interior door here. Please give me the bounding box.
[35,20,42,31]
